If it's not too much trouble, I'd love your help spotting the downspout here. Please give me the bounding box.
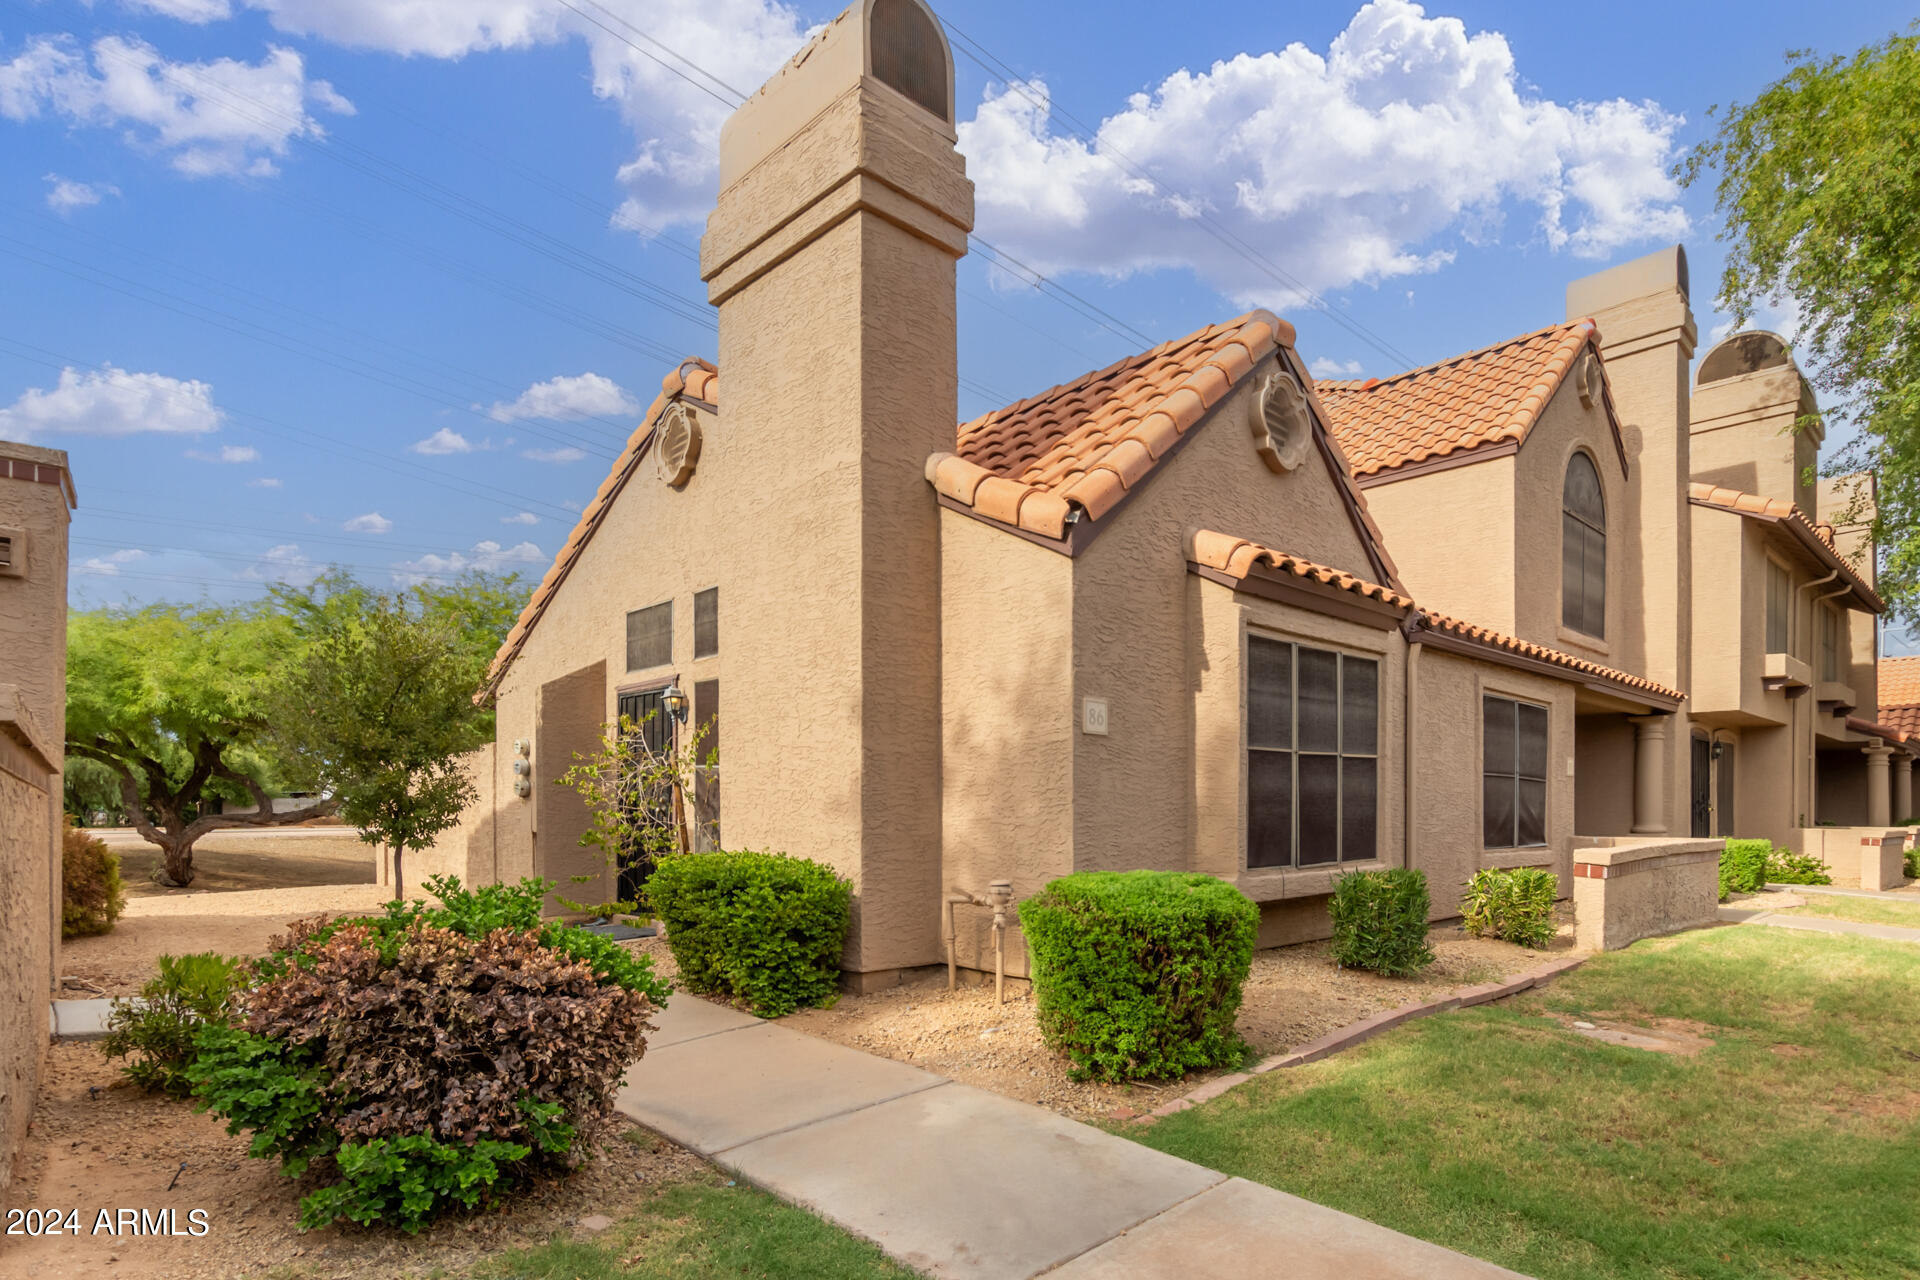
[1401,611,1425,873]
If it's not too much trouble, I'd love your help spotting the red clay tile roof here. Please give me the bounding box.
[481,357,715,698]
[928,310,1403,591]
[1882,704,1920,738]
[1315,320,1623,481]
[1687,482,1883,613]
[1190,530,1684,706]
[1845,715,1912,748]
[1883,656,1920,709]
[1189,529,1415,611]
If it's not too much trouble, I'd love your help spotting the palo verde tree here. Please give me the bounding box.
[1677,23,1920,622]
[269,579,506,900]
[66,600,326,887]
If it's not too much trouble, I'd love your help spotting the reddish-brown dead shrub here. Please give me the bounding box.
[244,918,656,1156]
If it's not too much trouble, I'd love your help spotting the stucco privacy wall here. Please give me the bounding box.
[417,745,498,887]
[939,509,1071,979]
[1794,827,1906,891]
[0,695,55,1201]
[1572,838,1721,951]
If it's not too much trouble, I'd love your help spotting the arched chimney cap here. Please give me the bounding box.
[1697,329,1796,387]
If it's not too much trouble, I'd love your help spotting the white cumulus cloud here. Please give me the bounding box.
[392,538,543,585]
[43,173,119,212]
[247,476,282,488]
[522,446,585,464]
[409,427,474,456]
[188,443,258,462]
[0,34,353,179]
[487,372,640,423]
[501,510,539,525]
[0,365,221,437]
[955,0,1688,305]
[343,511,392,534]
[77,548,147,576]
[1309,357,1364,379]
[240,542,320,585]
[123,0,236,21]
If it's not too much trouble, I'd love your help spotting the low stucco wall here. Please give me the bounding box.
[1794,827,1906,891]
[415,745,500,892]
[0,728,53,1200]
[1572,837,1722,951]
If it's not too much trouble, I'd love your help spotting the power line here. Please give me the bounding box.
[943,21,1422,371]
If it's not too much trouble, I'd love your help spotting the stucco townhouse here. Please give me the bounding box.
[425,0,1744,989]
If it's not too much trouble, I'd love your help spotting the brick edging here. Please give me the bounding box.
[1133,954,1588,1124]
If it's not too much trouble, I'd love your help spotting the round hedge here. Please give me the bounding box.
[1018,871,1257,1082]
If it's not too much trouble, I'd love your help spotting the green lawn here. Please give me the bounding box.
[1129,927,1920,1280]
[468,1176,911,1280]
[1789,894,1920,929]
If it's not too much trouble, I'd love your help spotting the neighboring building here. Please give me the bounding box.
[1318,248,1912,854]
[0,439,73,1198]
[430,0,1695,986]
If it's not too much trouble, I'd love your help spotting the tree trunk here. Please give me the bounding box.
[391,845,404,904]
[156,833,197,888]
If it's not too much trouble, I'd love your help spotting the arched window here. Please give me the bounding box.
[1562,452,1606,637]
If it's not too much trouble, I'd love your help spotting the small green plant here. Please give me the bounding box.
[61,819,125,938]
[1904,844,1919,880]
[1719,839,1773,900]
[1767,846,1833,886]
[1018,871,1257,1083]
[646,851,850,1017]
[1460,867,1559,949]
[1328,868,1434,976]
[101,952,245,1096]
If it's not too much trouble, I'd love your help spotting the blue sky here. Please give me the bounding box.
[1,0,1912,647]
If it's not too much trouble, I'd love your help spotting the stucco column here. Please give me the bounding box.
[1895,755,1914,826]
[1627,714,1671,835]
[1864,744,1894,828]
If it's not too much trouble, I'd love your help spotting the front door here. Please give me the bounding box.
[616,689,673,905]
[1715,743,1736,837]
[1690,735,1712,838]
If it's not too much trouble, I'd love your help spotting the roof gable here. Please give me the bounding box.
[1316,320,1626,484]
[927,309,1404,591]
[1688,482,1883,613]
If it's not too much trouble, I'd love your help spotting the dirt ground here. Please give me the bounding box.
[85,830,376,899]
[1,1041,706,1280]
[59,885,393,999]
[633,905,1578,1123]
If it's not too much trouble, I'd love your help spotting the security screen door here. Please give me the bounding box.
[616,688,673,904]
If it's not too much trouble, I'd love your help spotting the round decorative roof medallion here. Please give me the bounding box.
[1576,350,1603,409]
[1251,367,1312,473]
[656,402,702,488]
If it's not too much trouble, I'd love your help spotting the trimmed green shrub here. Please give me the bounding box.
[189,876,669,1233]
[1767,846,1833,886]
[102,952,245,1096]
[1905,844,1920,880]
[61,820,125,938]
[646,851,851,1017]
[1328,868,1434,976]
[1460,867,1559,949]
[1718,838,1773,900]
[1018,871,1257,1083]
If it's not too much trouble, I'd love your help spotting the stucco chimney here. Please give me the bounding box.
[1692,330,1823,512]
[1566,246,1696,696]
[697,0,972,981]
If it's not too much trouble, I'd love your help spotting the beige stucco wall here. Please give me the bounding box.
[416,745,499,889]
[1571,838,1720,951]
[1510,378,1641,672]
[1794,827,1905,891]
[938,508,1073,978]
[1691,361,1817,512]
[1574,713,1637,836]
[0,440,69,1204]
[1358,456,1516,634]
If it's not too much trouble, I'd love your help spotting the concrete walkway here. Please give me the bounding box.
[618,997,1524,1280]
[1721,907,1920,945]
[1765,882,1920,901]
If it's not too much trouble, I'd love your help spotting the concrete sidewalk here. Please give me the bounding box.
[1723,907,1920,945]
[618,997,1525,1280]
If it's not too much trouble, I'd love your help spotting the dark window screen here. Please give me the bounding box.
[693,679,720,850]
[693,587,718,659]
[626,601,671,671]
[869,0,951,122]
[1246,638,1379,869]
[1483,697,1548,847]
[1562,452,1606,637]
